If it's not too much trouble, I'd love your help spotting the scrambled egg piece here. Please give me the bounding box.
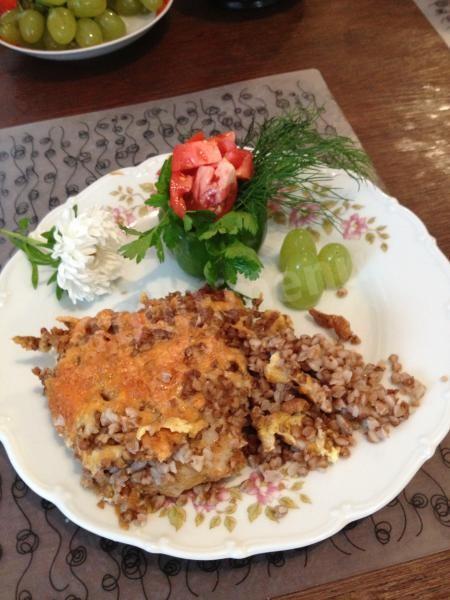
[255,412,304,452]
[313,429,340,463]
[136,417,207,440]
[264,352,290,384]
[255,412,340,463]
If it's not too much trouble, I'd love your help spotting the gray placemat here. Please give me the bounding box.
[0,70,449,600]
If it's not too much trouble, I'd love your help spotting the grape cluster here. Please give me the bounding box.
[0,0,164,50]
[279,229,353,310]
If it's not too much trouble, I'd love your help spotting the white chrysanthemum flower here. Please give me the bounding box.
[51,205,126,304]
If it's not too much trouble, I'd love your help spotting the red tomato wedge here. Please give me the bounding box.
[224,148,254,180]
[185,132,205,143]
[169,172,193,219]
[0,0,16,14]
[191,165,215,205]
[191,158,238,217]
[212,131,236,155]
[172,140,222,172]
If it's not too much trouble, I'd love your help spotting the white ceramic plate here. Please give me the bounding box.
[0,0,173,61]
[0,155,449,560]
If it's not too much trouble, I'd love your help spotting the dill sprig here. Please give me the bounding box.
[238,108,372,226]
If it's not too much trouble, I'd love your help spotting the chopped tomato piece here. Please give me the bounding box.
[169,171,193,219]
[172,139,222,172]
[190,158,238,217]
[185,131,205,143]
[236,152,254,180]
[224,148,254,180]
[212,131,236,155]
[191,165,215,206]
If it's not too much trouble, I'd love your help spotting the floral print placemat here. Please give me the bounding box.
[414,0,450,47]
[0,69,449,600]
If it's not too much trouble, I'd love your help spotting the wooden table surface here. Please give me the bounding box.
[1,0,449,597]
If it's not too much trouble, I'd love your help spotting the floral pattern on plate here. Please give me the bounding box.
[151,473,311,532]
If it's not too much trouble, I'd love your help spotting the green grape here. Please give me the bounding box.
[42,26,68,49]
[279,228,317,272]
[95,9,125,40]
[67,0,107,18]
[47,8,76,44]
[0,9,21,25]
[0,21,23,45]
[18,10,45,44]
[113,0,142,15]
[282,252,324,310]
[75,17,103,47]
[318,243,353,289]
[139,0,162,11]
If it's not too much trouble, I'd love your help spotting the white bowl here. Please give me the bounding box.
[0,0,173,61]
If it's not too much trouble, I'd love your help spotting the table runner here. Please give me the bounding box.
[0,70,449,600]
[414,0,450,48]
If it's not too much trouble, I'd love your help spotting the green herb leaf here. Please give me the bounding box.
[40,226,57,250]
[156,157,172,195]
[47,271,58,286]
[204,260,219,286]
[118,224,142,236]
[56,284,64,301]
[183,214,193,232]
[155,232,165,263]
[120,226,165,263]
[223,241,263,281]
[0,228,47,249]
[146,193,168,208]
[198,211,258,240]
[31,263,39,289]
[162,220,183,249]
[223,262,238,285]
[18,218,30,232]
[187,210,216,234]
